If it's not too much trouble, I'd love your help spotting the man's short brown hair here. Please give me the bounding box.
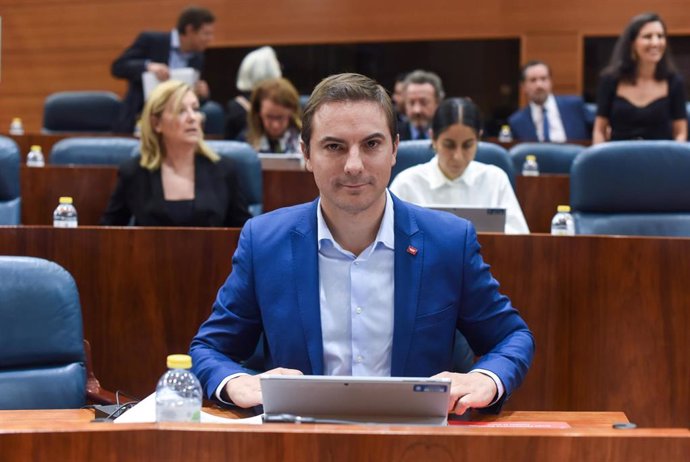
[301,73,396,154]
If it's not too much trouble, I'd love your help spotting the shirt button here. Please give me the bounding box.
[353,261,359,266]
[355,307,363,314]
[356,355,363,363]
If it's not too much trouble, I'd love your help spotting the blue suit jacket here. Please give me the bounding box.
[111,31,204,134]
[190,195,534,410]
[508,95,590,141]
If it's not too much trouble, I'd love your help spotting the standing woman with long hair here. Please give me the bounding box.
[593,12,687,143]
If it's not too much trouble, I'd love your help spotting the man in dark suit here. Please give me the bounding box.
[508,61,590,142]
[190,73,534,415]
[398,70,445,141]
[111,6,215,134]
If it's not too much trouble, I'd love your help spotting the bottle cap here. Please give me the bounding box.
[526,155,536,161]
[167,354,192,369]
[12,117,22,123]
[557,205,571,213]
[59,196,74,204]
[31,145,42,152]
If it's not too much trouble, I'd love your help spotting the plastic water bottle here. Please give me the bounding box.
[53,197,78,228]
[9,117,24,135]
[551,205,575,236]
[155,354,202,423]
[522,155,540,176]
[26,145,45,167]
[498,125,513,143]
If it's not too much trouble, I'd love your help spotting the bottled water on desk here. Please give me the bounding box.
[26,145,45,167]
[156,354,202,423]
[53,197,78,228]
[522,155,540,176]
[9,117,24,135]
[551,205,575,236]
[498,125,513,143]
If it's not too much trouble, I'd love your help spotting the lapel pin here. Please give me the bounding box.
[406,245,418,256]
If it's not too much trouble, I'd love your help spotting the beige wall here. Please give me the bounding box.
[1,0,690,131]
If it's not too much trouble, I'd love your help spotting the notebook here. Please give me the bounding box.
[260,375,451,426]
[428,206,506,233]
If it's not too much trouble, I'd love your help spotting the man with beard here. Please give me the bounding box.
[398,70,444,141]
[508,61,590,142]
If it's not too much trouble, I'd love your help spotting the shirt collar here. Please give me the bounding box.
[529,94,556,116]
[427,156,479,190]
[170,29,181,50]
[317,190,395,254]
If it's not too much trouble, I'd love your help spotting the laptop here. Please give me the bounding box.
[428,206,506,233]
[260,375,451,426]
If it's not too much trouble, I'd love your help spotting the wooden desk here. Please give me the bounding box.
[515,174,570,233]
[20,165,117,225]
[0,228,688,428]
[0,410,687,461]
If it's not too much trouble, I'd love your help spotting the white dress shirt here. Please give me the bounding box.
[529,94,566,143]
[390,157,530,234]
[316,190,395,376]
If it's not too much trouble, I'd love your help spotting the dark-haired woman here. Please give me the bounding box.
[593,12,687,144]
[390,97,529,234]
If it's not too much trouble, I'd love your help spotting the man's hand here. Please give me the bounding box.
[147,62,170,81]
[194,80,210,99]
[432,371,498,415]
[224,367,303,408]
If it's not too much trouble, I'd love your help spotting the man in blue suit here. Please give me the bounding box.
[111,7,215,134]
[191,73,534,415]
[508,61,591,142]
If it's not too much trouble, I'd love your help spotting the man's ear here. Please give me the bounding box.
[391,134,399,167]
[301,140,312,172]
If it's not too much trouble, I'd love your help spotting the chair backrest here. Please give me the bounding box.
[206,141,263,215]
[476,142,515,189]
[0,136,21,225]
[391,140,435,183]
[571,140,690,236]
[0,256,86,409]
[50,137,139,166]
[200,100,225,136]
[510,142,585,174]
[43,91,122,134]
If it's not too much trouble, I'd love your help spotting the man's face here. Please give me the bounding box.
[302,101,397,219]
[404,82,438,129]
[392,81,406,113]
[522,64,552,105]
[183,23,215,52]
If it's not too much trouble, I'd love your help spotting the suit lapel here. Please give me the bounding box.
[391,196,423,375]
[522,106,539,140]
[291,199,324,374]
[555,97,574,139]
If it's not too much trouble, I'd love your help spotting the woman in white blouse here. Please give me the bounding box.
[390,97,529,234]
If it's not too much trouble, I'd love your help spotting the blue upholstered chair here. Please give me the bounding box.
[391,140,435,183]
[0,257,87,409]
[476,142,516,189]
[200,100,225,136]
[206,140,263,216]
[50,137,139,166]
[571,141,690,236]
[43,91,122,134]
[510,143,585,174]
[0,136,21,225]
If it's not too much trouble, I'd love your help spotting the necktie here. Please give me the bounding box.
[542,106,550,142]
[417,128,427,140]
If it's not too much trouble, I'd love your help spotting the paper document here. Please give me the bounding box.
[142,67,199,101]
[114,392,262,425]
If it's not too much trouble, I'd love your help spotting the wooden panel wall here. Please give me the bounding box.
[2,1,690,131]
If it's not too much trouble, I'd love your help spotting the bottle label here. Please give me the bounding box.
[53,220,78,228]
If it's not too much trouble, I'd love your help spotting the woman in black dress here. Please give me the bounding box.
[593,12,687,144]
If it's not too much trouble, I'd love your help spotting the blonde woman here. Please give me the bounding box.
[102,80,250,226]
